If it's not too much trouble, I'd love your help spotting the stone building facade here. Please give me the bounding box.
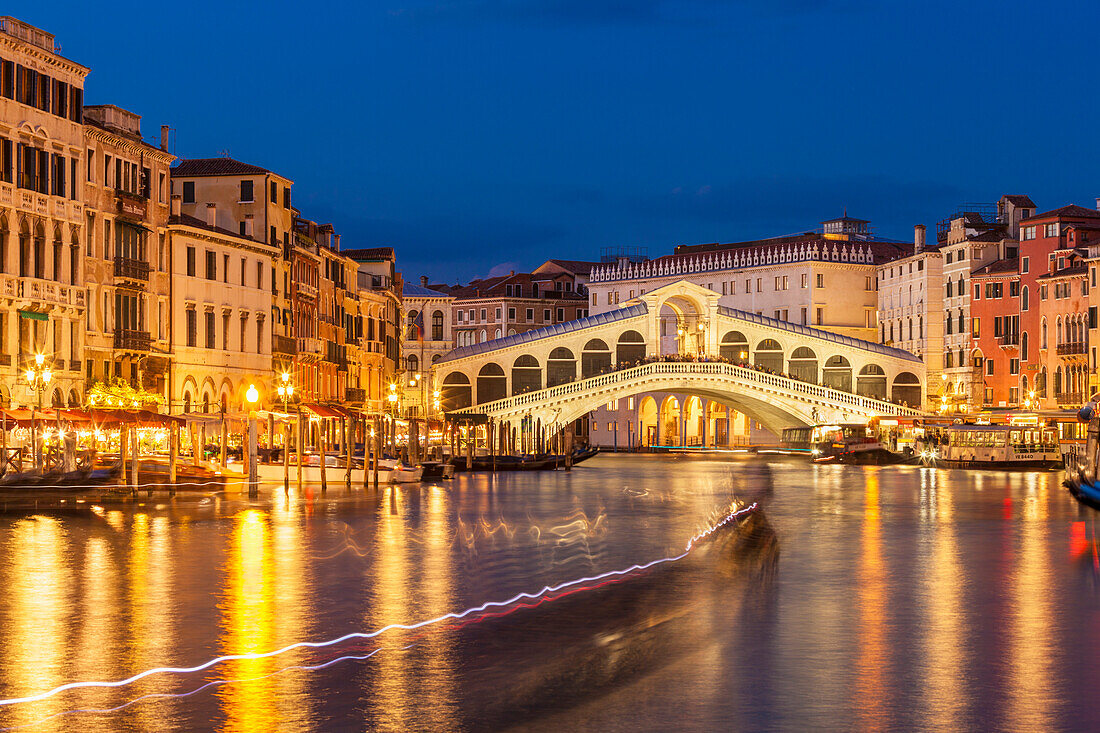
[82,105,174,398]
[0,17,87,407]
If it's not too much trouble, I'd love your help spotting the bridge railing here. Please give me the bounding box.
[456,360,924,417]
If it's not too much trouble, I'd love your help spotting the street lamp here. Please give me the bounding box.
[25,353,52,409]
[246,384,259,406]
[276,371,294,412]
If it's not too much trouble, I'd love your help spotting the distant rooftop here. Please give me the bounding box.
[344,247,395,262]
[171,157,271,177]
[402,282,451,298]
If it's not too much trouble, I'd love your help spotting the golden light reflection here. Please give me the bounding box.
[1006,475,1055,731]
[921,470,965,729]
[1,517,72,729]
[75,535,121,733]
[854,469,887,730]
[271,503,313,728]
[219,509,279,733]
[370,487,413,731]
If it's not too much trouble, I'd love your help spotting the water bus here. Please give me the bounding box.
[915,423,1061,470]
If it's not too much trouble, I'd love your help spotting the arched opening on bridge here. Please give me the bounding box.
[547,347,576,387]
[638,395,658,447]
[660,396,680,446]
[684,396,704,446]
[707,401,728,447]
[891,371,921,407]
[753,339,783,372]
[823,355,852,392]
[581,338,612,378]
[788,346,818,384]
[856,363,887,400]
[616,330,646,366]
[441,372,471,410]
[719,331,749,361]
[511,354,542,395]
[476,363,507,404]
[658,295,705,356]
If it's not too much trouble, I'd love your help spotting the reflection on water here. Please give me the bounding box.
[0,456,1097,731]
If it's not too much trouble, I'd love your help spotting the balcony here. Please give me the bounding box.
[113,330,151,353]
[114,257,150,282]
[1,275,85,310]
[996,333,1019,349]
[295,281,318,301]
[1058,391,1084,407]
[346,387,366,403]
[297,337,322,361]
[1056,342,1087,356]
[272,334,297,356]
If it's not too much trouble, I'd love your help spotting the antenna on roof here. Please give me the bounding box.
[217,149,231,158]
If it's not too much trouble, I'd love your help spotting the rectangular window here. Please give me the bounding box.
[186,309,197,347]
[557,308,564,322]
[986,359,994,376]
[815,307,823,325]
[1022,257,1029,274]
[283,187,291,208]
[508,307,516,320]
[801,307,807,324]
[182,180,194,203]
[495,308,502,320]
[972,317,980,338]
[865,276,872,290]
[544,309,551,321]
[270,181,277,203]
[240,179,253,202]
[186,246,196,276]
[774,276,781,291]
[526,308,533,321]
[480,308,487,321]
[205,250,216,280]
[223,254,229,283]
[801,274,808,288]
[756,278,762,292]
[256,261,263,290]
[205,311,216,348]
[816,274,824,288]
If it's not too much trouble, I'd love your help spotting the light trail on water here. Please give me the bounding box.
[0,502,756,710]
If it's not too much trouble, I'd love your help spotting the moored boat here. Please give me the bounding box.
[917,423,1061,470]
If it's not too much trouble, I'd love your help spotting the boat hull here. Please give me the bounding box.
[923,458,1062,471]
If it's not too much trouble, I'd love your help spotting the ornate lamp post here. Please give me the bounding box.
[387,383,399,454]
[25,353,52,410]
[277,371,294,412]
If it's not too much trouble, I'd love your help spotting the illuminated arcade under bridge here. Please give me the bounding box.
[434,281,925,437]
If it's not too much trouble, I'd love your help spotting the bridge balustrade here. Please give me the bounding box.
[455,360,922,418]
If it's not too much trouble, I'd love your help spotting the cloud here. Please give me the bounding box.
[487,261,523,277]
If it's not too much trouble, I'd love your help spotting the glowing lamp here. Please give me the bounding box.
[34,353,44,367]
[24,369,34,384]
[42,369,51,384]
[246,384,259,405]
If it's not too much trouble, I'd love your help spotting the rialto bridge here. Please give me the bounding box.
[434,281,925,439]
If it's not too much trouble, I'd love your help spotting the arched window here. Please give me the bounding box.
[1021,332,1028,361]
[406,309,420,340]
[1041,318,1047,349]
[407,354,419,373]
[1022,285,1029,311]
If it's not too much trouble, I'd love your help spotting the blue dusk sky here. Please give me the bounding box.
[23,0,1100,283]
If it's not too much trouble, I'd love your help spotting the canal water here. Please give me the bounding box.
[0,454,1098,731]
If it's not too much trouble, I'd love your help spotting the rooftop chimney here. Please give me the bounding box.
[333,233,341,251]
[1096,197,1100,211]
[510,270,515,276]
[170,193,181,218]
[206,203,217,228]
[420,276,429,287]
[914,224,926,254]
[160,125,169,152]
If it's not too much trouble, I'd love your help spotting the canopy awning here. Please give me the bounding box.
[80,408,185,427]
[302,404,351,419]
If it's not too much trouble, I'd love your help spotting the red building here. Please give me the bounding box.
[1018,205,1100,401]
[969,257,1020,407]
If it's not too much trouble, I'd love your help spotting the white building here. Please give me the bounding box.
[167,196,278,413]
[875,225,944,404]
